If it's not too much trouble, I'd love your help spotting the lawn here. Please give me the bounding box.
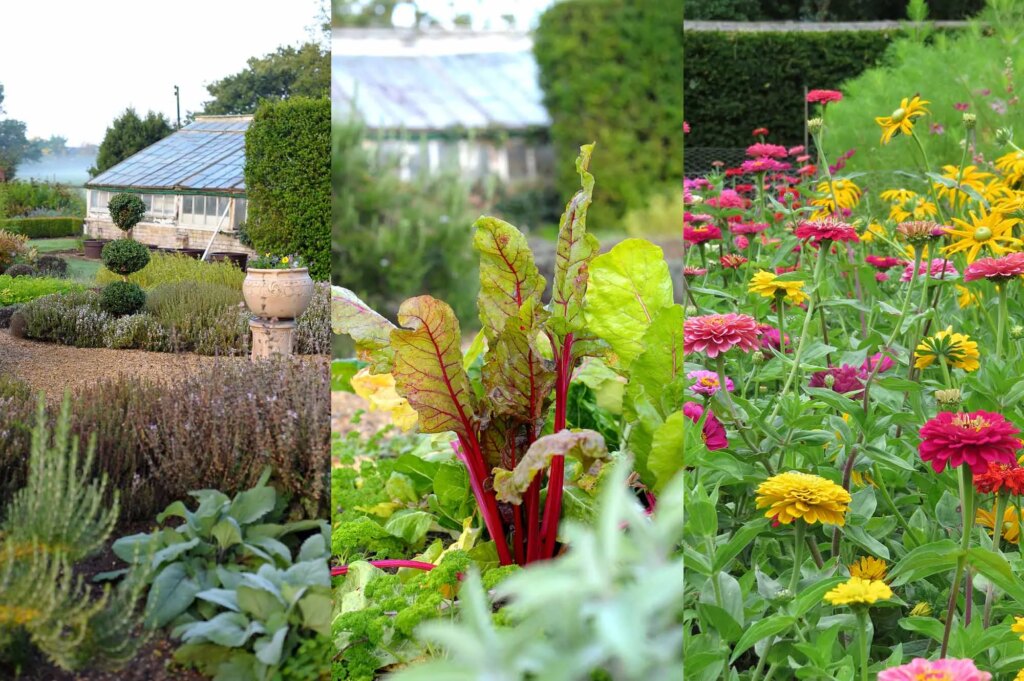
[30,237,80,253]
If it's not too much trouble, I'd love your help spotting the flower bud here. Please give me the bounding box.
[685,305,698,316]
[807,117,823,135]
[934,388,962,410]
[752,351,766,364]
[758,384,768,394]
[963,113,977,129]
[995,127,1014,146]
[1011,324,1024,340]
[823,374,836,388]
[909,602,933,617]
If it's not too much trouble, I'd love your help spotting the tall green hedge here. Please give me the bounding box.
[0,216,83,238]
[534,0,683,221]
[684,30,900,147]
[243,97,330,281]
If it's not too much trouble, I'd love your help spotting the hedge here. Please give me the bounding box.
[685,0,983,21]
[534,0,683,221]
[0,216,83,238]
[683,30,901,148]
[244,97,330,281]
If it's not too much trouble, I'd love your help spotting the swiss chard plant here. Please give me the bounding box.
[331,146,683,566]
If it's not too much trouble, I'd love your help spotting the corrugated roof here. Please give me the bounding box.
[332,51,550,132]
[87,116,252,193]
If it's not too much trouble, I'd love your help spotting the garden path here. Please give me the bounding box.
[0,329,247,399]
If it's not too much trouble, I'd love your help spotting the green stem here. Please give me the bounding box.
[855,608,871,681]
[777,297,786,354]
[873,463,925,547]
[941,466,975,657]
[997,283,1009,359]
[789,521,806,594]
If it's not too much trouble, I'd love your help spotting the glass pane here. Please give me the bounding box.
[235,198,246,226]
[183,195,193,214]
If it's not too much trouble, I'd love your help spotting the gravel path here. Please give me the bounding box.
[0,329,250,399]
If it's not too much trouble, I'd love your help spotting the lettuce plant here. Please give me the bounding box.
[332,146,683,566]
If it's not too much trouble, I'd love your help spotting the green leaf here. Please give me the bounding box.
[585,239,674,368]
[147,563,201,627]
[713,519,768,572]
[492,430,608,504]
[730,615,795,663]
[236,585,285,620]
[473,216,544,338]
[433,463,471,517]
[391,296,477,438]
[462,328,487,372]
[196,588,240,612]
[331,358,366,393]
[888,540,961,586]
[254,627,289,666]
[384,511,435,545]
[626,304,684,421]
[298,592,333,635]
[211,519,243,550]
[791,577,845,617]
[385,472,419,505]
[967,547,1024,604]
[330,286,396,371]
[180,611,260,648]
[481,298,556,423]
[227,485,276,525]
[548,143,599,336]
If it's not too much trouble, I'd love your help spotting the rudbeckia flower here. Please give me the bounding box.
[944,206,1022,262]
[876,95,930,145]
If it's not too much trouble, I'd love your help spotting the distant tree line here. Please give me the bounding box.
[685,0,984,21]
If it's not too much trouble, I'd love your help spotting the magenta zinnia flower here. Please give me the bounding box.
[683,403,728,451]
[683,224,722,245]
[746,143,788,159]
[964,252,1024,282]
[756,324,791,352]
[860,352,895,375]
[740,157,791,174]
[865,255,903,270]
[807,89,843,104]
[901,258,959,282]
[809,364,865,397]
[918,410,1022,475]
[879,658,991,681]
[687,370,734,396]
[684,313,760,358]
[683,266,708,278]
[795,217,859,244]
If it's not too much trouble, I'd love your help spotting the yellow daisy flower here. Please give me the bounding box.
[933,164,994,205]
[1013,616,1024,641]
[747,270,808,306]
[909,602,932,617]
[891,195,938,222]
[996,150,1024,186]
[977,505,1021,545]
[944,206,1021,262]
[875,95,930,145]
[849,556,888,581]
[755,471,851,526]
[956,284,981,309]
[880,188,917,205]
[824,576,893,606]
[914,327,980,372]
[859,221,887,243]
[811,178,862,214]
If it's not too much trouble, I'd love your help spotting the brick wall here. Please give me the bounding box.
[84,218,254,255]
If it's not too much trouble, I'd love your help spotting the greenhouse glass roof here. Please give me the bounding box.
[87,116,251,194]
[332,50,550,132]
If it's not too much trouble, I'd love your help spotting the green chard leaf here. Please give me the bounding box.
[391,296,477,440]
[473,216,545,339]
[493,429,608,504]
[585,239,675,369]
[647,411,685,493]
[330,286,396,372]
[625,303,684,420]
[549,144,600,337]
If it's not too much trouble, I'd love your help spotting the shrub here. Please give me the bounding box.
[294,282,330,355]
[0,216,83,239]
[0,304,19,329]
[36,255,68,278]
[0,274,82,305]
[145,280,247,354]
[534,0,683,220]
[19,290,111,347]
[0,358,331,521]
[623,189,685,238]
[4,264,36,278]
[0,229,27,271]
[101,239,150,276]
[107,193,146,233]
[245,97,330,281]
[0,180,86,218]
[99,281,146,316]
[101,313,169,351]
[8,311,26,338]
[96,251,246,289]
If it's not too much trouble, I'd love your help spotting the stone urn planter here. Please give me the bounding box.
[242,267,314,359]
[82,239,109,259]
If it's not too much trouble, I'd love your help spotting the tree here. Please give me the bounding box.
[202,43,329,116]
[0,120,36,181]
[89,109,173,177]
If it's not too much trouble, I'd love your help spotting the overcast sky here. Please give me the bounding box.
[1,0,324,146]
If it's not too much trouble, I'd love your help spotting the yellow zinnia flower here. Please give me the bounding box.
[849,556,887,581]
[1013,616,1024,641]
[977,505,1021,545]
[350,368,419,431]
[755,471,851,526]
[824,576,893,606]
[747,270,808,306]
[914,326,980,372]
[1015,669,1024,681]
[876,95,930,145]
[944,206,1022,262]
[997,150,1024,186]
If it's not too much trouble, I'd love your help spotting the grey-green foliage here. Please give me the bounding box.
[387,461,684,681]
[2,398,118,561]
[170,525,332,681]
[0,397,151,672]
[111,468,324,631]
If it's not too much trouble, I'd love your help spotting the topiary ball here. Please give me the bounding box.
[108,193,147,233]
[100,281,146,316]
[37,255,68,278]
[102,239,150,276]
[5,263,37,278]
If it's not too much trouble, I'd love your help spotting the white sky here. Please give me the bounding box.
[0,0,324,146]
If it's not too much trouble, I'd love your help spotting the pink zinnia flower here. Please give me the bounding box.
[756,324,791,352]
[747,143,788,159]
[720,253,748,269]
[731,221,769,235]
[918,411,1022,475]
[964,252,1024,282]
[795,217,859,244]
[788,145,805,156]
[683,224,722,245]
[734,235,749,250]
[683,121,691,133]
[687,370,734,396]
[879,658,991,681]
[860,352,895,375]
[807,89,843,104]
[752,127,769,137]
[797,164,817,176]
[684,211,714,223]
[953,102,970,111]
[684,313,760,358]
[683,403,728,451]
[740,157,791,174]
[900,258,958,282]
[809,364,865,398]
[705,189,747,209]
[865,255,903,270]
[683,266,708,278]
[876,272,890,282]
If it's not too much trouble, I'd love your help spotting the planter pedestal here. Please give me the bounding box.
[249,317,295,360]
